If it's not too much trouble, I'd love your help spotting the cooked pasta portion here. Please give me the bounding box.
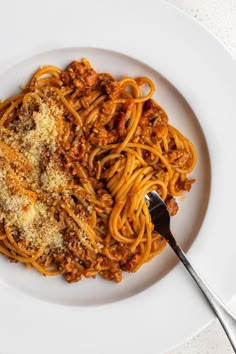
[0,58,196,282]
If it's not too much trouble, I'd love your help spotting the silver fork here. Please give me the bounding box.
[146,191,236,352]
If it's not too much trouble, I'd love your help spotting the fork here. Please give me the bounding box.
[146,191,236,352]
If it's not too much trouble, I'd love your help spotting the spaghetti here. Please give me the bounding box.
[0,58,196,282]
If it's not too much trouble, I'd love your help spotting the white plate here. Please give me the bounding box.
[0,1,235,353]
[0,47,210,306]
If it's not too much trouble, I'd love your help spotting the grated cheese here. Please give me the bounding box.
[0,95,68,253]
[41,160,68,193]
[7,201,64,250]
[0,169,29,212]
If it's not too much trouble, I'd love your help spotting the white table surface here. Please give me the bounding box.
[166,3,236,354]
[0,1,235,353]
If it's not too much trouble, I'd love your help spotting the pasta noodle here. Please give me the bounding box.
[0,58,196,282]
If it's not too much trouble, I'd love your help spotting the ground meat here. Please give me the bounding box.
[142,99,168,125]
[96,189,113,207]
[67,138,87,162]
[168,150,191,168]
[165,195,178,216]
[101,101,115,115]
[121,253,141,272]
[98,73,115,86]
[83,68,98,87]
[61,60,99,95]
[100,268,122,282]
[103,81,122,99]
[115,111,126,137]
[89,127,116,146]
[178,178,195,192]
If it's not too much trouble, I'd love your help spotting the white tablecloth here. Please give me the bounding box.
[166,2,236,353]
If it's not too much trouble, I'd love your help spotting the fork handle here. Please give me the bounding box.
[173,243,236,352]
